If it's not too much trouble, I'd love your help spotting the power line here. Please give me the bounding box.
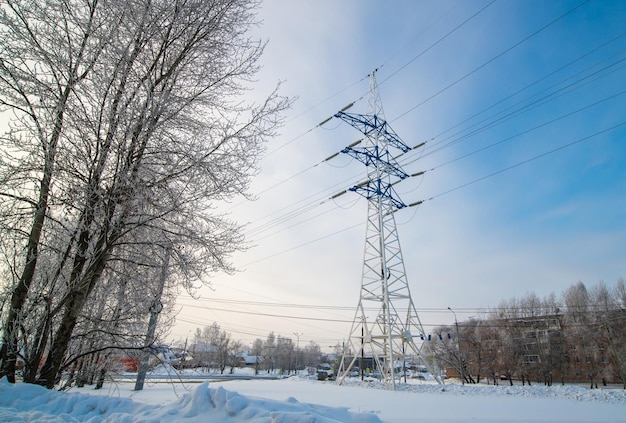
[228,116,624,265]
[378,0,498,88]
[392,0,592,123]
[236,26,625,244]
[244,221,363,266]
[176,303,624,337]
[421,32,626,151]
[177,295,625,315]
[418,51,626,160]
[430,87,626,171]
[426,120,626,202]
[240,49,626,243]
[204,2,626,277]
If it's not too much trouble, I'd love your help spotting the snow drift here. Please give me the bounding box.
[0,377,379,423]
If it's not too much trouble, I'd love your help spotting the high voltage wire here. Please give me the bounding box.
[391,0,592,123]
[181,303,354,323]
[205,1,626,278]
[257,0,495,161]
[421,32,626,151]
[234,117,625,265]
[176,301,625,342]
[425,120,626,202]
[417,51,626,160]
[428,88,626,171]
[178,313,625,333]
[377,0,498,88]
[397,52,626,179]
[245,33,626,224]
[176,305,350,343]
[175,316,343,344]
[249,48,625,236]
[249,203,350,243]
[178,295,364,310]
[245,221,364,266]
[395,55,626,174]
[177,295,625,314]
[236,4,622,243]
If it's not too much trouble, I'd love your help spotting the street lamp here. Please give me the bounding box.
[293,332,302,374]
[448,307,465,385]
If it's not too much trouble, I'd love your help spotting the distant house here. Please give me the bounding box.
[240,351,261,367]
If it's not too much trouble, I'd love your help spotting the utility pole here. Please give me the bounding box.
[335,71,442,389]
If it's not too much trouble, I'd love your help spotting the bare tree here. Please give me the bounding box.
[492,302,526,385]
[275,336,294,375]
[192,327,213,369]
[428,326,459,381]
[590,281,626,387]
[463,319,488,384]
[0,0,119,383]
[1,0,290,387]
[263,332,276,373]
[478,322,501,385]
[431,282,625,387]
[251,338,263,375]
[192,322,239,374]
[301,341,322,368]
[227,340,243,374]
[563,282,600,388]
[611,280,626,388]
[615,279,626,309]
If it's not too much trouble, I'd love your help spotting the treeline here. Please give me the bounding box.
[430,280,626,388]
[189,323,324,375]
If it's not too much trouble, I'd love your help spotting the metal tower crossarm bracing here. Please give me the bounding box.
[334,111,412,153]
[348,180,407,210]
[341,146,410,180]
[336,71,443,389]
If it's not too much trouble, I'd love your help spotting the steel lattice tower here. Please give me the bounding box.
[336,72,442,389]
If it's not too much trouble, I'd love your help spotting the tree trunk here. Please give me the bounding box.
[36,240,112,388]
[95,365,107,390]
[0,83,72,382]
[0,0,104,380]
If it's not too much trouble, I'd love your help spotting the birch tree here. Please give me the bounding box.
[563,282,600,388]
[0,0,119,383]
[1,0,290,387]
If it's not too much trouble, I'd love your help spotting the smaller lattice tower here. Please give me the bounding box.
[335,71,442,389]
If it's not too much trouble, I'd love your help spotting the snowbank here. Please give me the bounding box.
[344,378,626,405]
[0,377,379,423]
[2,376,625,423]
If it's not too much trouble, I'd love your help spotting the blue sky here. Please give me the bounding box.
[173,0,626,349]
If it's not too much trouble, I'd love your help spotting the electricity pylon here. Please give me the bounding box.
[336,71,442,389]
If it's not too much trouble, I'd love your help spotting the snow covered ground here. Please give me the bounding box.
[1,370,625,422]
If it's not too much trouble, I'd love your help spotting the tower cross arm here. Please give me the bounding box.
[349,182,407,210]
[334,111,411,153]
[341,146,409,179]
